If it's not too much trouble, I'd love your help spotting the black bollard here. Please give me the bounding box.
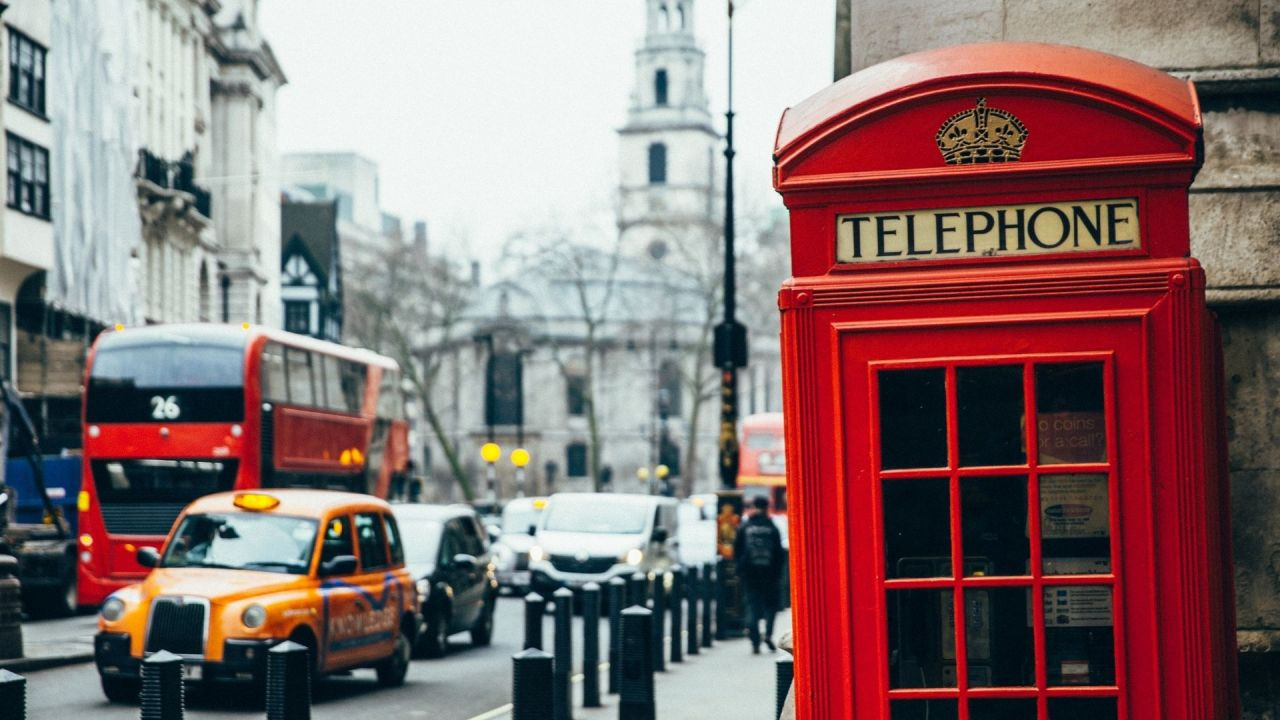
[581,582,602,708]
[701,562,714,648]
[669,565,684,664]
[685,566,699,656]
[618,606,655,720]
[607,577,626,695]
[140,649,184,720]
[0,555,23,661]
[628,571,647,608]
[512,649,554,720]
[552,588,574,720]
[266,640,311,720]
[524,592,546,650]
[650,572,666,672]
[776,652,795,720]
[0,669,25,720]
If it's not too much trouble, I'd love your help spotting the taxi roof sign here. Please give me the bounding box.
[233,493,280,511]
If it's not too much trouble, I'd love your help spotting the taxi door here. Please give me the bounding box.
[348,511,400,664]
[319,513,396,670]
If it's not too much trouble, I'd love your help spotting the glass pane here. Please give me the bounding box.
[962,476,1029,577]
[969,699,1038,720]
[884,478,950,579]
[1044,585,1115,686]
[967,587,1034,687]
[1036,363,1106,464]
[879,368,947,469]
[891,700,958,720]
[1048,697,1117,720]
[887,589,956,689]
[1040,474,1110,576]
[958,365,1025,466]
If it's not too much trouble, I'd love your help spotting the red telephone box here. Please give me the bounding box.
[773,43,1237,720]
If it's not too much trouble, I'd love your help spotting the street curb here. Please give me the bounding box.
[0,651,94,673]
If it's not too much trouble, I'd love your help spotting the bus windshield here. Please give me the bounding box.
[163,513,318,575]
[87,339,245,422]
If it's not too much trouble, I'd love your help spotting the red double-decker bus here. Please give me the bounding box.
[738,412,787,513]
[76,323,410,606]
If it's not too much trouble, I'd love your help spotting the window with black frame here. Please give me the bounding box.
[8,29,46,116]
[6,133,49,219]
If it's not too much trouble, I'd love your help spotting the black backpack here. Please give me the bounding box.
[742,522,777,568]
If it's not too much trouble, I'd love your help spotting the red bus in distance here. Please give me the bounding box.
[77,323,410,606]
[739,412,786,514]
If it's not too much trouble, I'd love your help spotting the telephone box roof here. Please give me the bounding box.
[775,42,1199,163]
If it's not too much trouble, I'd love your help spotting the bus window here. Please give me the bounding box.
[377,368,404,420]
[285,346,314,406]
[340,361,366,413]
[262,343,287,404]
[320,355,346,412]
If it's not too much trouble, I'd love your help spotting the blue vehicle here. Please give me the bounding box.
[0,382,80,616]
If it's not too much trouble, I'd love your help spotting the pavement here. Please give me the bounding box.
[8,603,790,719]
[0,612,96,673]
[483,608,792,720]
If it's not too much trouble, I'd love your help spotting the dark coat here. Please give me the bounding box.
[733,512,784,589]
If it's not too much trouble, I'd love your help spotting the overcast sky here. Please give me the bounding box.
[258,0,835,265]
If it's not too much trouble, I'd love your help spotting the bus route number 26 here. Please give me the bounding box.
[150,395,181,420]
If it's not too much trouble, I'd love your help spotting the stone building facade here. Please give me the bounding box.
[835,1,1279,714]
[3,0,284,450]
[421,0,783,502]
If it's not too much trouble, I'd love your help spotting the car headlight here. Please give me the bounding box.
[241,604,267,629]
[416,579,429,599]
[624,548,644,566]
[100,596,126,622]
[529,545,544,563]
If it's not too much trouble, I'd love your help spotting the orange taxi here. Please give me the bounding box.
[94,490,418,702]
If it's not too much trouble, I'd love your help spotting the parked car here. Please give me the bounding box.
[392,503,498,658]
[94,490,418,703]
[528,493,679,600]
[491,496,546,594]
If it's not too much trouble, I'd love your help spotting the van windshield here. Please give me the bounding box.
[543,499,648,534]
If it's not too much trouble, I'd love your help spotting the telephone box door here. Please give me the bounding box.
[843,317,1153,720]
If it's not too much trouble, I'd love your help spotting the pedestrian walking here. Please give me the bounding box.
[733,495,784,654]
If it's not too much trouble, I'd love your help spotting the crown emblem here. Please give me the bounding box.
[935,97,1028,165]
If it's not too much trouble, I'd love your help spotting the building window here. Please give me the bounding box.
[654,69,668,106]
[284,301,311,334]
[0,302,10,381]
[566,374,586,416]
[566,442,588,478]
[648,143,667,185]
[8,29,46,116]
[658,359,682,417]
[6,133,49,219]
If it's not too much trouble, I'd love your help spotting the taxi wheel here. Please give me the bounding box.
[101,675,140,704]
[416,607,449,659]
[470,596,495,647]
[376,632,411,687]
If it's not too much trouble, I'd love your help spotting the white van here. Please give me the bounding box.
[528,493,679,597]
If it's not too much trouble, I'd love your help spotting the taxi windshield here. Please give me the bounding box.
[163,512,318,575]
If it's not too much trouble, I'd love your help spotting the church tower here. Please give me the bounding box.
[618,0,720,259]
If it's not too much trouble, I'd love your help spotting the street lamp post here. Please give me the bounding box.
[655,464,670,497]
[511,447,530,498]
[714,0,747,490]
[636,466,650,494]
[480,442,501,503]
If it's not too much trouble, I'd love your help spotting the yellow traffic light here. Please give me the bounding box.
[480,442,502,464]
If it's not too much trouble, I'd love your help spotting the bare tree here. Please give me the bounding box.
[345,238,477,500]
[503,225,623,492]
